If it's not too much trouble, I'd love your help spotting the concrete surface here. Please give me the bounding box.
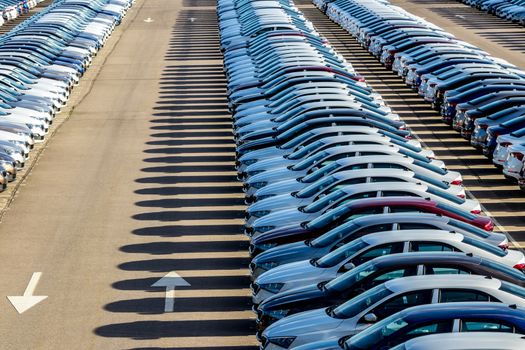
[0,0,256,348]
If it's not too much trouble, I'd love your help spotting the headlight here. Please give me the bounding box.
[268,336,296,348]
[259,283,284,293]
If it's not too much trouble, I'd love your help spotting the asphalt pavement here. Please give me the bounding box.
[0,0,256,348]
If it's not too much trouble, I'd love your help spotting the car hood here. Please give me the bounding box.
[254,178,304,199]
[248,193,308,215]
[260,283,326,311]
[246,167,306,187]
[251,208,312,230]
[253,240,322,266]
[245,156,292,174]
[264,308,343,339]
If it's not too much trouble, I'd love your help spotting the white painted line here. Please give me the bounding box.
[7,272,48,314]
[152,272,190,312]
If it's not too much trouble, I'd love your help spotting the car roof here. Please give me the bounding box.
[353,212,448,225]
[399,332,525,350]
[362,229,463,245]
[372,251,482,269]
[384,274,501,293]
[401,302,525,323]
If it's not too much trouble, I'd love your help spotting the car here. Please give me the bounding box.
[246,170,466,232]
[251,230,523,304]
[237,132,430,174]
[471,106,525,151]
[248,196,493,248]
[344,302,525,350]
[246,182,480,227]
[260,276,525,349]
[249,209,502,261]
[240,142,440,180]
[255,251,525,331]
[493,127,525,167]
[244,152,462,195]
[389,332,525,350]
[502,143,525,184]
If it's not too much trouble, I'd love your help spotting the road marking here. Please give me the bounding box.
[162,336,258,347]
[144,17,154,23]
[7,272,48,314]
[152,272,190,312]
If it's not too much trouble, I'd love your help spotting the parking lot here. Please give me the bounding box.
[0,0,523,349]
[298,0,525,248]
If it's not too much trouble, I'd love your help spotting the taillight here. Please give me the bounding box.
[500,142,512,147]
[484,221,494,232]
[405,135,412,140]
[499,242,509,250]
[457,194,466,199]
[511,152,524,161]
[451,179,462,185]
[513,263,525,271]
[471,209,481,214]
[479,124,488,130]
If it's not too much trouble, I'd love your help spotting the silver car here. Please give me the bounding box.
[260,274,525,349]
[252,230,523,304]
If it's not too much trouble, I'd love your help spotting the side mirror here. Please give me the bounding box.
[364,313,378,323]
[343,262,356,271]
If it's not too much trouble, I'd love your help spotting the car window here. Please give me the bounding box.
[425,265,471,275]
[373,163,407,170]
[410,241,459,252]
[386,321,454,348]
[368,290,433,321]
[388,206,425,213]
[353,223,394,237]
[350,242,405,266]
[439,289,497,303]
[367,267,418,288]
[398,223,439,230]
[341,207,386,223]
[461,319,514,333]
[371,177,406,183]
[382,191,418,197]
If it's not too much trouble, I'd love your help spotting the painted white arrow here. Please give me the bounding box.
[144,17,154,23]
[7,272,48,314]
[152,272,190,312]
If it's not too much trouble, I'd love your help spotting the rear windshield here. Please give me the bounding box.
[462,236,506,257]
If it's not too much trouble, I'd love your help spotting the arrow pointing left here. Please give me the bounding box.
[7,272,48,314]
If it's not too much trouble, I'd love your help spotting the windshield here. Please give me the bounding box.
[296,175,337,198]
[500,281,525,299]
[332,284,392,318]
[311,220,360,247]
[303,189,348,213]
[326,261,378,292]
[315,239,369,268]
[436,203,475,219]
[346,314,409,349]
[462,236,506,257]
[308,205,356,230]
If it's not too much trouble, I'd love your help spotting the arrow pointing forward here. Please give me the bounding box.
[144,17,154,23]
[7,272,48,314]
[152,272,190,312]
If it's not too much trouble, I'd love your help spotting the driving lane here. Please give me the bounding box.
[0,0,256,348]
